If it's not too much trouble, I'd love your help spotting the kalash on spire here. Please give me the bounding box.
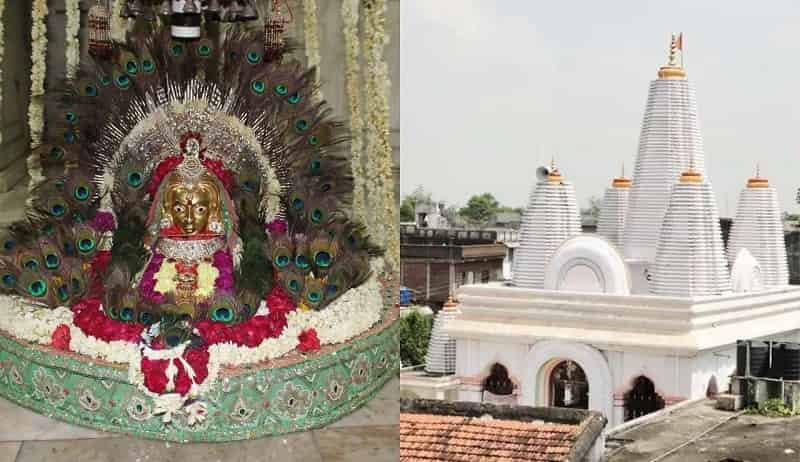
[658,32,687,79]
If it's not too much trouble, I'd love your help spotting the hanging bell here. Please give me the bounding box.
[228,0,243,21]
[158,0,172,16]
[128,0,145,16]
[241,1,258,20]
[206,0,221,14]
[88,2,113,60]
[183,0,199,14]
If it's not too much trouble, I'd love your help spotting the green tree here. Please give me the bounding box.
[399,310,433,367]
[459,193,501,226]
[400,186,433,222]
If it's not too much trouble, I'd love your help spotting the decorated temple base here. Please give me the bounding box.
[0,305,398,443]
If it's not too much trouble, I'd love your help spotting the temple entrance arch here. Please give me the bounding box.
[526,340,613,420]
[547,360,589,409]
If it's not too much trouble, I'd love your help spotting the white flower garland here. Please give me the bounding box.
[111,0,126,42]
[0,260,385,397]
[27,0,49,192]
[0,0,6,148]
[65,0,81,81]
[362,0,399,272]
[302,0,323,103]
[342,0,366,225]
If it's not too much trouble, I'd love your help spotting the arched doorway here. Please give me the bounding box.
[483,363,514,396]
[548,360,589,409]
[624,376,665,421]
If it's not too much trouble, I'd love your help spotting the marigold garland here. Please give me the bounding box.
[302,0,323,103]
[65,0,81,81]
[362,0,399,272]
[27,0,49,192]
[0,0,6,148]
[342,0,366,224]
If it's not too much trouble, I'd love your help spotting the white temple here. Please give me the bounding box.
[597,169,630,250]
[512,164,581,288]
[728,170,789,287]
[401,34,800,429]
[424,298,458,375]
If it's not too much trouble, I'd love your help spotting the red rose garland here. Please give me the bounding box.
[298,328,320,353]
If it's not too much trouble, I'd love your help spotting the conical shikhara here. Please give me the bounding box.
[1,26,380,321]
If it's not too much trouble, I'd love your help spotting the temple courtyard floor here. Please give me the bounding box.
[608,398,800,461]
[0,377,399,462]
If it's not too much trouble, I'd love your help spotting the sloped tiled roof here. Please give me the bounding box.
[400,413,579,461]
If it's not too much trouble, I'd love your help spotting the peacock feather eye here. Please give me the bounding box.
[99,75,112,86]
[70,277,82,293]
[84,84,98,96]
[127,172,143,188]
[1,274,15,288]
[64,131,77,144]
[125,60,138,75]
[51,203,67,217]
[294,119,309,132]
[292,197,305,210]
[3,240,15,251]
[251,79,266,94]
[78,238,96,254]
[274,84,288,96]
[65,112,77,123]
[72,212,84,223]
[246,50,261,64]
[314,251,332,268]
[242,180,257,192]
[45,254,60,269]
[120,307,134,322]
[57,284,69,302]
[24,259,39,271]
[288,279,300,292]
[295,255,310,269]
[212,307,233,322]
[308,135,318,146]
[287,92,301,104]
[275,255,290,268]
[74,185,90,201]
[311,208,325,223]
[28,280,47,297]
[310,159,321,173]
[49,146,64,160]
[107,306,119,319]
[326,284,339,295]
[142,60,155,73]
[55,180,65,191]
[198,44,212,57]
[41,224,54,235]
[307,291,322,303]
[64,241,75,254]
[139,312,154,325]
[171,43,184,56]
[115,74,131,89]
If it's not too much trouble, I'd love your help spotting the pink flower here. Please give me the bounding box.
[212,250,235,294]
[51,324,71,351]
[298,329,320,353]
[265,219,288,235]
[139,253,167,304]
[90,211,116,232]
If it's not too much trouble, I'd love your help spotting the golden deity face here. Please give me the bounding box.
[162,173,222,236]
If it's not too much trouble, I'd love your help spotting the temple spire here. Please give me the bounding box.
[658,32,687,79]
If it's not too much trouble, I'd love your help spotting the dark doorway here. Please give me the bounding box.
[549,360,589,409]
[483,363,514,395]
[624,376,665,421]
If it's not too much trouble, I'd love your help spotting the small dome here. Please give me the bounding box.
[543,235,630,295]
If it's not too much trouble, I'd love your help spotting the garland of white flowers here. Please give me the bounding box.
[342,0,366,224]
[65,0,81,81]
[27,0,49,192]
[0,258,386,397]
[362,0,398,272]
[302,0,323,103]
[111,0,126,42]
[0,0,6,148]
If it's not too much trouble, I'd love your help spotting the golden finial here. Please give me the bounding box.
[612,162,631,188]
[680,156,703,183]
[547,156,563,183]
[443,295,458,311]
[658,32,687,79]
[748,162,769,188]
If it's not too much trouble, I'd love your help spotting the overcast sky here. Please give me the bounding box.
[400,0,800,215]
